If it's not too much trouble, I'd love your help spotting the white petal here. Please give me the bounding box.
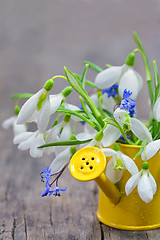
[13,122,27,137]
[102,125,121,147]
[76,132,93,141]
[130,118,152,143]
[106,159,124,183]
[149,172,157,195]
[18,136,33,151]
[49,94,63,114]
[125,172,141,195]
[121,152,139,175]
[17,89,44,124]
[119,68,143,99]
[60,123,72,141]
[13,132,33,144]
[102,93,116,113]
[84,124,97,136]
[95,66,123,89]
[138,172,153,203]
[30,133,45,158]
[37,96,51,133]
[45,123,62,143]
[49,148,71,174]
[113,108,128,125]
[153,97,160,121]
[102,148,117,157]
[2,116,16,129]
[141,140,160,160]
[90,93,99,107]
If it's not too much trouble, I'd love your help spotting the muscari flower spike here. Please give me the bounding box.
[102,84,118,98]
[120,89,136,117]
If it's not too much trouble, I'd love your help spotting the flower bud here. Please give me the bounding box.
[142,161,149,170]
[63,114,71,123]
[43,79,54,91]
[113,143,120,151]
[70,133,76,140]
[125,52,135,67]
[62,86,72,98]
[14,105,20,115]
[95,130,104,141]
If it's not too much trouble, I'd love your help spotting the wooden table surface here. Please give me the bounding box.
[1,0,160,239]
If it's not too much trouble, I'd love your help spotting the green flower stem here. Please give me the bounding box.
[133,32,154,109]
[51,75,67,81]
[57,108,100,131]
[109,118,135,145]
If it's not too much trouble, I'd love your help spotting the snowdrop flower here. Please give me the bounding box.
[102,106,152,147]
[141,139,160,160]
[17,78,72,133]
[95,53,143,99]
[103,144,138,183]
[125,161,157,203]
[2,115,27,137]
[45,115,72,155]
[49,146,76,174]
[2,106,27,137]
[13,130,45,158]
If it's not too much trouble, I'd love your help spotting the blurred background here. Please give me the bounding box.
[1,0,160,122]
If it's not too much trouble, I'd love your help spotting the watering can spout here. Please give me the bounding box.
[69,147,121,205]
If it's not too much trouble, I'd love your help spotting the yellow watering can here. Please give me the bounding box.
[69,145,160,231]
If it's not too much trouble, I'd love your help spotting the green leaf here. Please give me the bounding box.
[11,93,33,99]
[75,74,102,90]
[153,61,160,103]
[38,139,92,148]
[83,61,103,73]
[80,64,89,89]
[64,67,87,98]
[134,140,147,160]
[57,107,100,131]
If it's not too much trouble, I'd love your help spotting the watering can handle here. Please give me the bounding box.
[69,147,121,205]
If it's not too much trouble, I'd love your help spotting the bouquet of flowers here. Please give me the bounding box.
[3,32,160,203]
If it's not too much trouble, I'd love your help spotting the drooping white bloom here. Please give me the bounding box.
[125,170,157,203]
[153,96,160,121]
[95,65,143,99]
[141,139,160,160]
[2,115,27,137]
[103,148,138,183]
[17,89,63,133]
[13,130,45,158]
[46,120,72,155]
[102,108,152,147]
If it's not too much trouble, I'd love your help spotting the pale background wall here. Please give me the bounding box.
[1,0,160,124]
